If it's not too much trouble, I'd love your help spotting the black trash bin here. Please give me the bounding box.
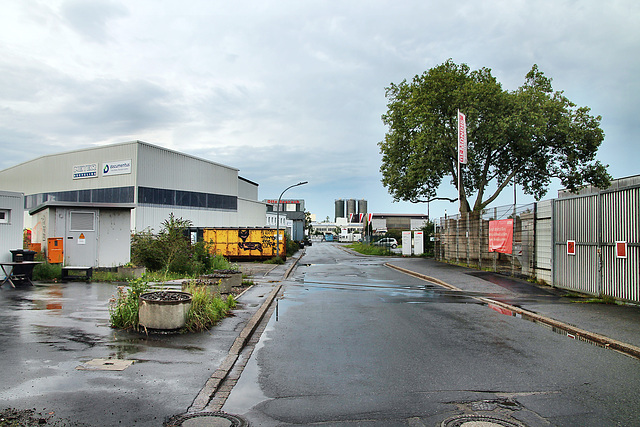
[10,249,24,262]
[9,249,37,282]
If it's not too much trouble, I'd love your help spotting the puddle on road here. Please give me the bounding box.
[222,303,280,414]
[486,302,612,351]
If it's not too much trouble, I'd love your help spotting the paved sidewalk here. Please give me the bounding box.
[0,252,302,427]
[388,257,640,356]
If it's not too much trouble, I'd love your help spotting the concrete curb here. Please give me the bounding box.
[283,249,305,280]
[386,263,640,361]
[188,283,283,412]
[187,249,304,412]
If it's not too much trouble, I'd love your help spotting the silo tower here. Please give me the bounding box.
[334,199,345,221]
[346,199,357,221]
[357,199,368,215]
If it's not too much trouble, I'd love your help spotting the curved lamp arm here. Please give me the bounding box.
[275,181,308,257]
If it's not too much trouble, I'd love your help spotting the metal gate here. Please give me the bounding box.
[553,185,639,302]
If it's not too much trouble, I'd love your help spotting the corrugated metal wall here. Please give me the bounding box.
[0,142,138,194]
[553,186,639,302]
[136,142,237,194]
[601,187,639,301]
[534,200,553,283]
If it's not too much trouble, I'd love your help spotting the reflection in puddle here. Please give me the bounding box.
[222,307,277,414]
[487,302,612,351]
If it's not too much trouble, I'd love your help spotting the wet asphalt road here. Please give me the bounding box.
[223,243,640,426]
[0,277,266,426]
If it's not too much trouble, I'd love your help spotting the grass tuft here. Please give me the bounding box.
[108,278,150,329]
[183,283,236,332]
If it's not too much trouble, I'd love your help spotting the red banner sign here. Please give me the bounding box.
[458,110,467,164]
[488,219,513,254]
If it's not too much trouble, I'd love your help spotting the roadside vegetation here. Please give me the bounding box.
[183,282,237,332]
[108,278,237,332]
[346,242,391,256]
[108,278,150,330]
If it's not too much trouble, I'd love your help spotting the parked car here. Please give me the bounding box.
[373,237,398,249]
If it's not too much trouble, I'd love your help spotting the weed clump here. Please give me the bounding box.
[108,278,150,329]
[183,283,236,332]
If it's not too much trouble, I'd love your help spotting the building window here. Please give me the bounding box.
[0,209,9,224]
[70,211,95,231]
[24,187,135,209]
[137,186,237,211]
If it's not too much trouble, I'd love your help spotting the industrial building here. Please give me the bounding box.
[264,198,306,242]
[334,198,367,222]
[0,141,267,266]
[370,213,428,233]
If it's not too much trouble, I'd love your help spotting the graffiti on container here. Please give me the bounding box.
[262,233,276,249]
[238,229,263,252]
[238,242,263,251]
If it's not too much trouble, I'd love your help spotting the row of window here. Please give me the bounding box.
[24,186,237,211]
[25,187,135,209]
[138,186,237,210]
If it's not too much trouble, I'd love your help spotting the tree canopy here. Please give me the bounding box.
[379,60,611,213]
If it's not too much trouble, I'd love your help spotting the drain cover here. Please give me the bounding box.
[164,412,247,427]
[76,358,134,371]
[441,414,525,427]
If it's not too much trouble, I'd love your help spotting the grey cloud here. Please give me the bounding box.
[60,0,128,43]
[63,78,181,135]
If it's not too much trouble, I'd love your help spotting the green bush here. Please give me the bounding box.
[286,232,299,257]
[32,262,61,281]
[130,213,236,277]
[211,253,234,270]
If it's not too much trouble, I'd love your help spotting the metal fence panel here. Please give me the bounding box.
[600,187,640,301]
[535,200,553,283]
[553,186,639,302]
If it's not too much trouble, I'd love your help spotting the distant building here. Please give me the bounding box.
[263,198,306,242]
[334,198,368,222]
[370,213,428,233]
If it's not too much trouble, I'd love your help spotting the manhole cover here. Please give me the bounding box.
[164,412,247,427]
[441,414,526,427]
[76,358,134,371]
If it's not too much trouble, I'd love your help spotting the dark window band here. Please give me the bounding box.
[137,186,237,211]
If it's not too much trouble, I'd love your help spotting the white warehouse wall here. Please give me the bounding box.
[0,191,24,263]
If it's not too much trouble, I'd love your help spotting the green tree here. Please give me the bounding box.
[304,210,313,235]
[379,60,611,213]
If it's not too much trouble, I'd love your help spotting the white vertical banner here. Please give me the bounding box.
[413,231,424,256]
[457,110,467,164]
[402,231,412,256]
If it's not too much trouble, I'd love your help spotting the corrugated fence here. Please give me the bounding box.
[435,184,639,303]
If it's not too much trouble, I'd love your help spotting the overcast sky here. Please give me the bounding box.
[1,0,638,222]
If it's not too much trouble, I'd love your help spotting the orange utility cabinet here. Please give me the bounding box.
[47,238,64,264]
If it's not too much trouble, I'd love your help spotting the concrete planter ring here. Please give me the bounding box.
[212,270,243,288]
[138,291,192,331]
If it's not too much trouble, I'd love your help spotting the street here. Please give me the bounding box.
[223,243,640,426]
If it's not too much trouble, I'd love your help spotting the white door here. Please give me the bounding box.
[65,210,98,267]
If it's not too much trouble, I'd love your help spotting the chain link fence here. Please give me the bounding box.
[434,203,537,278]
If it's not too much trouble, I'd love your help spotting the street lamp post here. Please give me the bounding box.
[275,181,308,259]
